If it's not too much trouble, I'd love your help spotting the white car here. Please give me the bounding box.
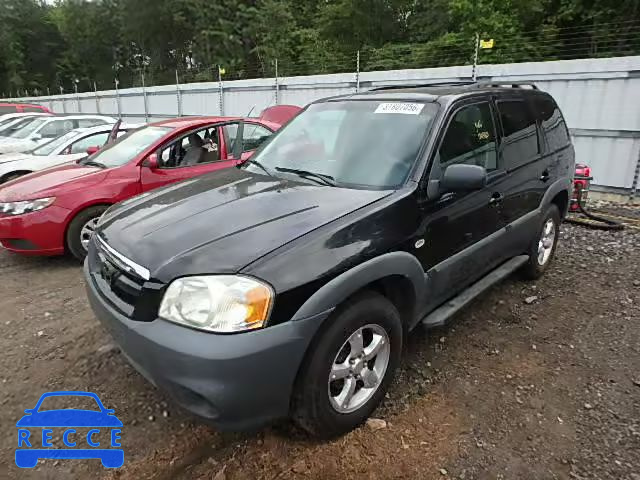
[0,123,141,183]
[0,113,52,137]
[0,115,116,155]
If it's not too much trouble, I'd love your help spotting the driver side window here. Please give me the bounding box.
[158,127,220,168]
[39,120,75,139]
[438,102,498,171]
[69,132,109,154]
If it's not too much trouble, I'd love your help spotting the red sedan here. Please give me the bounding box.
[0,107,300,260]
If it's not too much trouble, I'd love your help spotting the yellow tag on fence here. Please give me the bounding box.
[480,39,495,49]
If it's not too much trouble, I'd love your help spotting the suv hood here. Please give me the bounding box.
[98,168,392,281]
[0,162,107,201]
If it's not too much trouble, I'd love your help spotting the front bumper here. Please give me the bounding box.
[0,205,70,255]
[84,261,328,431]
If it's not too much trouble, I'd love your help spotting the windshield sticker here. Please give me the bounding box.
[374,103,425,115]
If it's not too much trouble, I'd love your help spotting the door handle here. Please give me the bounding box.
[540,170,551,182]
[489,192,504,206]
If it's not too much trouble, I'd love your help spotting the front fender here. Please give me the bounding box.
[291,251,426,321]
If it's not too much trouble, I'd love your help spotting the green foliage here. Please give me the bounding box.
[0,0,638,95]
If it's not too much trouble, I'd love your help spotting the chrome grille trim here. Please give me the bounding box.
[95,235,150,281]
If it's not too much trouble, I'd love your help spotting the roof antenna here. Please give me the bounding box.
[246,106,255,118]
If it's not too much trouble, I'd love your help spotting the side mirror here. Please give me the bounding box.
[32,133,42,141]
[142,153,159,169]
[440,164,487,192]
[24,409,34,414]
[86,146,100,155]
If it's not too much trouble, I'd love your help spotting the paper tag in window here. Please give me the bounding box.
[374,103,425,115]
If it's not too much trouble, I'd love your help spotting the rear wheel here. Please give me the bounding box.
[66,205,109,261]
[292,291,402,438]
[521,204,561,279]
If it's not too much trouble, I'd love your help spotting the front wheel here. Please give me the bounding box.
[292,291,402,438]
[521,204,561,280]
[66,205,109,261]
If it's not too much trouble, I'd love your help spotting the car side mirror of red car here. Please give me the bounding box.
[142,153,159,170]
[86,146,100,155]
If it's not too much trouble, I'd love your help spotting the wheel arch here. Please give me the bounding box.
[62,202,113,252]
[540,176,571,219]
[0,170,33,184]
[291,251,426,326]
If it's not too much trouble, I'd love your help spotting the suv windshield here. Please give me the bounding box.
[9,117,48,139]
[32,130,81,156]
[245,101,438,189]
[83,125,171,168]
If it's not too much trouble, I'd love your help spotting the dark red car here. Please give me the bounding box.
[0,102,51,114]
[0,107,300,260]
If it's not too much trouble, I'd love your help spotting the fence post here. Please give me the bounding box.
[114,78,122,119]
[471,33,480,81]
[60,87,67,113]
[94,82,101,114]
[141,69,149,122]
[74,81,81,113]
[630,147,640,201]
[356,50,361,92]
[274,59,279,105]
[218,65,225,116]
[175,70,183,117]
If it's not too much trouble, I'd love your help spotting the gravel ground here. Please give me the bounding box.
[1,213,639,480]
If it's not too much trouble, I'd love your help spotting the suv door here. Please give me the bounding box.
[494,94,548,257]
[417,99,509,311]
[139,124,235,192]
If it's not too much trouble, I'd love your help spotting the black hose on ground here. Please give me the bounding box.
[564,185,625,231]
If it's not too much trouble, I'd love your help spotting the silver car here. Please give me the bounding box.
[0,115,116,155]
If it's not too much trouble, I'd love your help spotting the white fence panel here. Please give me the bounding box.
[6,56,640,194]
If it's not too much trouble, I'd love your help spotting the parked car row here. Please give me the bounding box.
[0,106,300,259]
[2,85,575,438]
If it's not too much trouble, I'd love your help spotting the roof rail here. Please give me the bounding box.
[475,81,539,90]
[369,80,538,92]
[370,81,476,91]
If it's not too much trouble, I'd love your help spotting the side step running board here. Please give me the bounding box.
[421,255,529,328]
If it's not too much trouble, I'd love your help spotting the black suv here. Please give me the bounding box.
[85,82,574,437]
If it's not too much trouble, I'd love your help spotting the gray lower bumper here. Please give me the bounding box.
[84,262,329,431]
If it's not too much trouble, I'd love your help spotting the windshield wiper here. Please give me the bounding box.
[275,167,336,186]
[81,160,107,169]
[241,159,273,177]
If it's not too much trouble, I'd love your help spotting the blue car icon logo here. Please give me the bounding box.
[16,391,124,468]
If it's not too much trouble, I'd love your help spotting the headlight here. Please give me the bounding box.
[159,275,273,333]
[0,197,55,216]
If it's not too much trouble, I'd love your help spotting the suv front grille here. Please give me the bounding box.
[89,236,164,322]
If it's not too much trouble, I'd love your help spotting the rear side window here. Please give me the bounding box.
[22,106,46,113]
[0,105,18,113]
[438,102,498,171]
[78,118,107,128]
[535,96,571,151]
[39,119,75,138]
[496,99,539,169]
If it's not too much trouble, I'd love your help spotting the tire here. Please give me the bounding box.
[521,204,561,280]
[292,291,403,438]
[66,205,109,261]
